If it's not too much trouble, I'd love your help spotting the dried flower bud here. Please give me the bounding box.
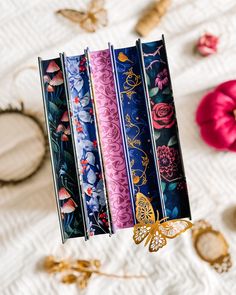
[61,274,78,284]
[43,256,70,273]
[43,256,58,273]
[92,259,101,269]
[77,273,92,289]
[75,259,92,269]
[196,33,219,57]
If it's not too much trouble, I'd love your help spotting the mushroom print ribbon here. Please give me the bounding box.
[89,49,134,230]
[140,38,191,219]
[62,54,112,236]
[112,46,165,220]
[39,58,86,241]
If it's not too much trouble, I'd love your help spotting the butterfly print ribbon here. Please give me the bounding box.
[39,58,86,241]
[111,45,165,220]
[62,54,112,236]
[89,49,135,230]
[138,37,191,219]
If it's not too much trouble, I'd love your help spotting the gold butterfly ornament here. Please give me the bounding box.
[133,193,192,252]
[57,0,108,33]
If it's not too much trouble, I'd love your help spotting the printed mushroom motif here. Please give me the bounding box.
[58,187,71,200]
[50,71,64,86]
[43,75,51,83]
[46,60,60,73]
[56,124,66,133]
[61,198,78,213]
[61,111,69,122]
[64,126,71,135]
[56,124,70,141]
[47,85,54,92]
[61,134,69,141]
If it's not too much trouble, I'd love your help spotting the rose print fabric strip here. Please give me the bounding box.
[139,37,191,219]
[38,57,86,241]
[89,49,134,230]
[112,45,165,220]
[62,54,112,236]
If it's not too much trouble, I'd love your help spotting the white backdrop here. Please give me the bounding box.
[0,1,236,294]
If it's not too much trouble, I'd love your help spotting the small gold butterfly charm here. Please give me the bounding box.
[57,0,108,33]
[133,192,192,252]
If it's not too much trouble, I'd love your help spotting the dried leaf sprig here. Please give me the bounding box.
[135,0,171,37]
[43,256,146,289]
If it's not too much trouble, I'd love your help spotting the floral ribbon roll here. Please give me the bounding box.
[38,58,86,242]
[88,49,135,230]
[61,53,112,237]
[137,37,191,219]
[110,45,165,220]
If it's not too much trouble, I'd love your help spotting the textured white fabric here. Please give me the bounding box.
[0,1,236,294]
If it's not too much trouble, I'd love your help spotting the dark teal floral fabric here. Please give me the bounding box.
[142,40,191,219]
[39,58,85,240]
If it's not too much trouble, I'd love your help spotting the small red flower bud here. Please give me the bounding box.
[196,33,219,57]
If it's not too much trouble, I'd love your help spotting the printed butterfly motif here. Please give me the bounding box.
[57,0,108,33]
[133,192,192,252]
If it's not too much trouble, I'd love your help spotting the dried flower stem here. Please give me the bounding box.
[72,266,146,279]
[43,256,146,289]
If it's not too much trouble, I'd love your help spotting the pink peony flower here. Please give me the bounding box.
[196,33,219,57]
[152,103,175,129]
[155,68,168,90]
[196,80,236,152]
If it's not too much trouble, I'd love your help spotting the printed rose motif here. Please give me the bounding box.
[157,146,180,181]
[155,68,168,90]
[196,33,219,57]
[152,103,175,129]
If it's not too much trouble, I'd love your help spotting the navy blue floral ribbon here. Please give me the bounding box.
[61,54,112,236]
[38,57,86,241]
[138,37,191,219]
[111,45,165,220]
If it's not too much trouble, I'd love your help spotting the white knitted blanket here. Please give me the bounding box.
[0,1,236,294]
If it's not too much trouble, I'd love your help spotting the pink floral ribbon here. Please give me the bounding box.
[90,49,134,230]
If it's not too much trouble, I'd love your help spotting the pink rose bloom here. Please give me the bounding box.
[155,68,168,90]
[196,33,219,57]
[152,103,175,129]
